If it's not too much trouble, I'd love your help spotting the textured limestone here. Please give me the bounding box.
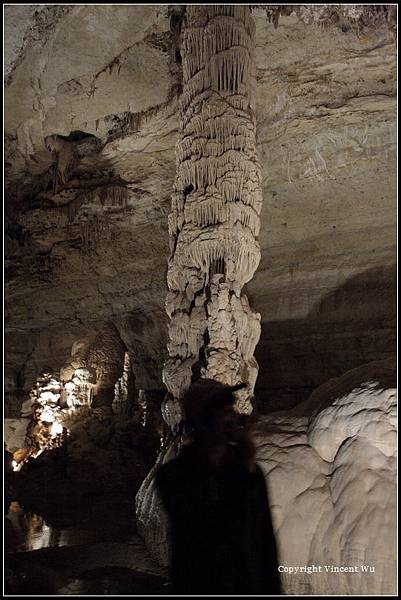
[20,371,65,461]
[163,6,263,417]
[4,6,396,415]
[86,324,126,408]
[4,418,30,453]
[112,353,133,416]
[136,360,397,594]
[249,10,396,407]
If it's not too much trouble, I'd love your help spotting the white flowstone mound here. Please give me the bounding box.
[306,361,396,462]
[136,359,397,595]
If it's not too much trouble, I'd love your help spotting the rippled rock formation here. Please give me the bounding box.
[136,359,397,595]
[163,6,263,419]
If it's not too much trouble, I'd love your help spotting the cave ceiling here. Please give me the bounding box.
[4,5,397,410]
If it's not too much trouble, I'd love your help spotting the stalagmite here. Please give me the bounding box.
[163,5,263,420]
[112,352,132,416]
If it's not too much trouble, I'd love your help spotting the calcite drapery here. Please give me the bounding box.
[163,5,262,419]
[45,135,76,192]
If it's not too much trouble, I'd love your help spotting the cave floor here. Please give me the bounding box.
[5,467,170,595]
[6,542,170,595]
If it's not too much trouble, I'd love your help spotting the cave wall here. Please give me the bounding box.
[250,10,396,408]
[4,6,396,416]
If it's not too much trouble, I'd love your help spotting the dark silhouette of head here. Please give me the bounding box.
[181,379,255,469]
[181,379,243,427]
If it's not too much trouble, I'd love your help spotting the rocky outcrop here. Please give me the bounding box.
[136,360,397,595]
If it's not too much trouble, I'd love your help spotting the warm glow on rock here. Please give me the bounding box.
[40,408,55,423]
[50,421,63,437]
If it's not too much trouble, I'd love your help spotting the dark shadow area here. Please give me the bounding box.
[4,405,165,593]
[255,264,397,412]
[156,380,281,595]
[5,448,167,595]
[6,548,169,595]
[62,567,170,595]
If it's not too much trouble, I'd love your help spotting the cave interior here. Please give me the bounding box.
[4,4,397,596]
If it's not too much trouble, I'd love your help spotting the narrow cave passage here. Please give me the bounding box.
[5,325,168,593]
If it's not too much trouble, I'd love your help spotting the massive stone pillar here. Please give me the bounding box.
[163,6,262,421]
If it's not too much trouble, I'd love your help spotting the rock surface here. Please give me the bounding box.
[136,360,397,595]
[4,418,30,453]
[255,359,397,595]
[4,6,396,415]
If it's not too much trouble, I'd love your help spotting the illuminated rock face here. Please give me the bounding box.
[136,360,397,595]
[163,6,263,419]
[58,325,126,415]
[4,326,128,471]
[5,371,67,469]
[86,324,126,409]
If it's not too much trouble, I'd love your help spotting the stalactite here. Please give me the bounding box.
[60,194,85,223]
[112,352,131,415]
[44,135,76,193]
[99,185,128,209]
[78,214,113,252]
[163,6,263,421]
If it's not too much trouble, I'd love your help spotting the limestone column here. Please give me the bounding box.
[87,324,126,410]
[163,6,262,423]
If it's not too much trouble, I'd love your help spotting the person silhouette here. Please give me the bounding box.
[155,379,282,595]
